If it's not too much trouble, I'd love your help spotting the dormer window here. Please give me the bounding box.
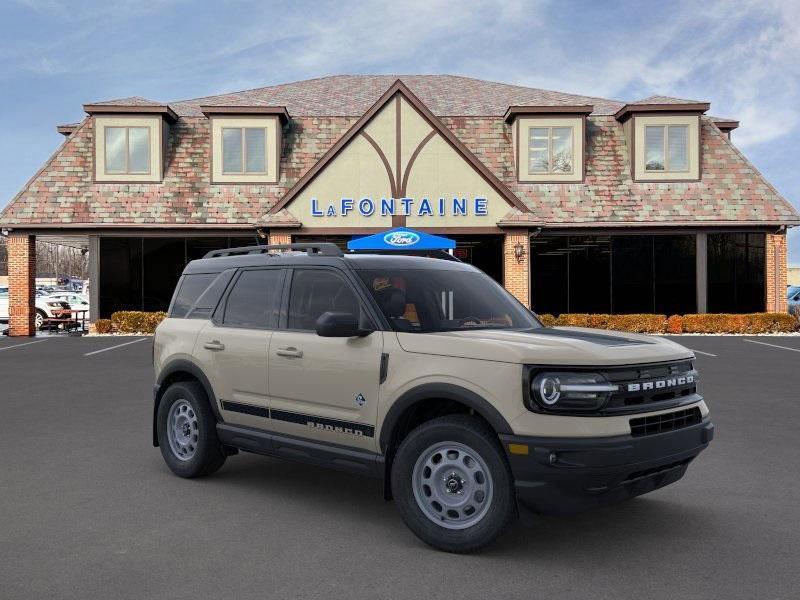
[222,127,268,174]
[201,106,289,184]
[644,124,688,172]
[505,106,591,183]
[528,126,573,174]
[84,101,175,183]
[105,126,151,174]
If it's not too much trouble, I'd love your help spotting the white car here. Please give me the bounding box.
[46,292,90,313]
[0,287,73,329]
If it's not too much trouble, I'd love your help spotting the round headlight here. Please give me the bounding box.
[538,376,561,405]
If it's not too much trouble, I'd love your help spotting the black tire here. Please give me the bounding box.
[35,309,46,330]
[156,381,226,478]
[391,414,517,553]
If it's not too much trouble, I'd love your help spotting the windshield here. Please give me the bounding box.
[357,268,541,333]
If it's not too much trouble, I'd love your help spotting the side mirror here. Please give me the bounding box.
[315,311,373,337]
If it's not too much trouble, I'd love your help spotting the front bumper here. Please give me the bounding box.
[500,418,713,515]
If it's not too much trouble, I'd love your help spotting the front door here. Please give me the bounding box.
[268,267,383,451]
[194,268,284,430]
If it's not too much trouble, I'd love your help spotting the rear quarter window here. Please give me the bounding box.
[169,273,218,318]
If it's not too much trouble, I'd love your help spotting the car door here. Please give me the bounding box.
[268,267,383,452]
[194,267,284,431]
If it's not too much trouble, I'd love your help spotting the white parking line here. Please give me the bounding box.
[84,338,148,356]
[689,349,717,357]
[0,339,49,352]
[742,339,800,353]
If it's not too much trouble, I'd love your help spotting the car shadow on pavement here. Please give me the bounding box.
[158,451,720,558]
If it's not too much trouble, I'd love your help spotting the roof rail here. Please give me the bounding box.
[203,243,343,258]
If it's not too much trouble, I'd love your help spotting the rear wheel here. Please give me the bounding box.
[35,309,46,330]
[391,415,517,553]
[156,381,225,478]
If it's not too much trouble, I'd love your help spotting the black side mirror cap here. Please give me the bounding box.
[315,311,373,337]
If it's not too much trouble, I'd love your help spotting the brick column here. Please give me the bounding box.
[268,230,293,245]
[8,234,36,336]
[765,232,788,312]
[502,229,530,308]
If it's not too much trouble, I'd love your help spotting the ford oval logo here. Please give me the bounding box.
[384,231,420,247]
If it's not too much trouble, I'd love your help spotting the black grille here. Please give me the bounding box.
[629,407,702,437]
[604,360,698,413]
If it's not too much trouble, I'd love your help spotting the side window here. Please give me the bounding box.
[223,269,282,329]
[170,273,217,318]
[287,269,363,331]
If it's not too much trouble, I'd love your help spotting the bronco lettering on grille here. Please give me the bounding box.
[627,374,694,393]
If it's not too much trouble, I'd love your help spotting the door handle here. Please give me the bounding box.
[203,340,225,351]
[275,346,303,358]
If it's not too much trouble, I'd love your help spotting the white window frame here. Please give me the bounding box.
[104,126,152,175]
[221,127,269,175]
[527,126,575,175]
[644,124,689,173]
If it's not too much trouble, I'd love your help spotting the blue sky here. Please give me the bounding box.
[1,0,798,260]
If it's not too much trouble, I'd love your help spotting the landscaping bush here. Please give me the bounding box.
[110,311,167,333]
[537,312,797,334]
[94,319,113,334]
[665,314,683,334]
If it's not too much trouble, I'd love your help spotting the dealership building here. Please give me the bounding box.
[1,75,798,335]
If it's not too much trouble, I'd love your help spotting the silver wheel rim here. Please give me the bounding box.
[35,312,43,328]
[166,400,199,461]
[412,441,494,530]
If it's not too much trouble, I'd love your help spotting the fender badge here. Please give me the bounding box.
[353,393,366,407]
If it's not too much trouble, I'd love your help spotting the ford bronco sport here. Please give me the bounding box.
[153,243,713,553]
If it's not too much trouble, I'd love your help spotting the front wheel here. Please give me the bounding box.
[156,381,226,478]
[391,415,517,553]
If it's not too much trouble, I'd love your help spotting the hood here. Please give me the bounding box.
[395,326,693,366]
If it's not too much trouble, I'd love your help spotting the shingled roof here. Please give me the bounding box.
[1,75,797,229]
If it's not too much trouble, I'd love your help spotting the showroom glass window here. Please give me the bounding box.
[104,126,150,174]
[530,235,696,315]
[222,127,267,174]
[528,127,573,174]
[98,237,253,317]
[645,125,689,171]
[707,233,765,312]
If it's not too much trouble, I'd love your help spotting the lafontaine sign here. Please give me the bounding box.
[310,196,489,218]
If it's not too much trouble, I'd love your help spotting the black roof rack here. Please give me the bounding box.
[203,243,343,258]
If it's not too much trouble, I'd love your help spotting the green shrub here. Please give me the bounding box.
[110,311,167,333]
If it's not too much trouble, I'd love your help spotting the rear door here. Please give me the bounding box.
[268,267,383,451]
[194,267,284,430]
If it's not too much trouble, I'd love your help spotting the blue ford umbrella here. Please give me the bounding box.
[347,227,455,251]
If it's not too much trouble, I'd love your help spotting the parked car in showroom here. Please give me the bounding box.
[152,243,713,553]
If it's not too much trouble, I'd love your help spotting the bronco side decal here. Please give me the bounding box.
[220,401,374,438]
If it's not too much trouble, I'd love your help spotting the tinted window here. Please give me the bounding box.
[223,269,282,329]
[357,269,539,333]
[287,269,363,330]
[170,273,217,318]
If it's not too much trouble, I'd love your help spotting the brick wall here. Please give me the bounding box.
[502,229,530,308]
[268,230,293,245]
[765,232,788,313]
[7,234,36,336]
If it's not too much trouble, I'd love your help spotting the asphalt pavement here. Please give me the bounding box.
[0,334,798,600]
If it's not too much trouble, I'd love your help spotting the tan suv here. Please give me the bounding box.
[153,243,713,553]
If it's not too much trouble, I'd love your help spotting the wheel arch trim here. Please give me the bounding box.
[378,383,513,453]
